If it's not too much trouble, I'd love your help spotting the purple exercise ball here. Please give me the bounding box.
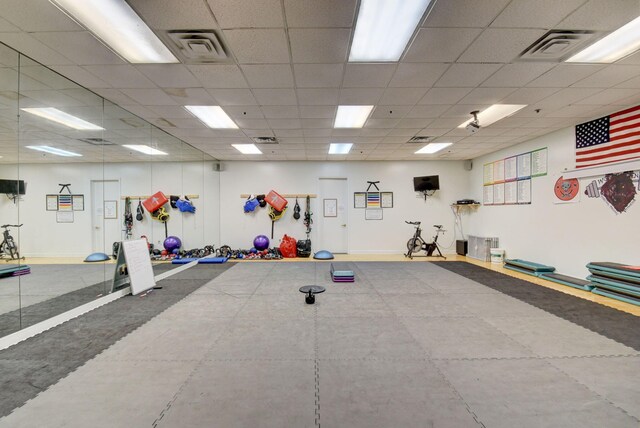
[163,236,182,252]
[253,235,270,251]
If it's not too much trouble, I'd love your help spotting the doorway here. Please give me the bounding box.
[318,178,348,253]
[90,180,121,254]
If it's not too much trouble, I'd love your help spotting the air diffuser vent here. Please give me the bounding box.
[164,30,230,64]
[407,136,433,143]
[518,30,597,62]
[77,138,113,146]
[252,137,279,144]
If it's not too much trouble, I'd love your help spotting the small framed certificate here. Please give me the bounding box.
[354,192,366,208]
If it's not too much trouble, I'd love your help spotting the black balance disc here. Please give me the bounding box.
[299,285,325,304]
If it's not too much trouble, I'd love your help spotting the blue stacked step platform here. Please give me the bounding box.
[587,262,640,306]
[503,259,555,277]
[330,263,354,283]
[0,264,31,278]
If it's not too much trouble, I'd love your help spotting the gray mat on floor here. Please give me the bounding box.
[0,263,232,418]
[434,262,640,351]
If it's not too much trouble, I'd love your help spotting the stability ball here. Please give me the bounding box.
[163,236,182,252]
[253,235,270,251]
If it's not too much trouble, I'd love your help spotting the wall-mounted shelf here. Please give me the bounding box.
[240,194,317,198]
[451,203,480,214]
[121,194,199,200]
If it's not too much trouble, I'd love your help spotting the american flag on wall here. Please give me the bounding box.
[575,105,640,168]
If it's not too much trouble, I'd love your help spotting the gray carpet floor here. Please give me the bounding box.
[0,261,638,428]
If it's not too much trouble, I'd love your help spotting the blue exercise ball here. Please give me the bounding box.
[253,234,270,251]
[163,236,182,252]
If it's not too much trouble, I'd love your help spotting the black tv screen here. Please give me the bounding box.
[0,179,26,195]
[413,175,439,192]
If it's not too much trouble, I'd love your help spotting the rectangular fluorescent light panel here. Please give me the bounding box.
[334,105,374,128]
[25,145,82,157]
[21,108,104,130]
[233,144,262,154]
[415,142,452,154]
[567,15,640,63]
[458,104,527,128]
[185,106,238,129]
[49,0,178,63]
[349,0,432,61]
[122,145,168,155]
[329,143,353,154]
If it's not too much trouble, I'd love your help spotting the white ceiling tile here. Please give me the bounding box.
[481,63,556,87]
[252,89,297,105]
[0,33,72,65]
[147,105,195,119]
[572,65,640,88]
[303,129,331,137]
[297,88,339,105]
[558,0,640,31]
[0,0,81,31]
[284,0,357,27]
[406,104,451,118]
[428,117,467,128]
[458,87,517,105]
[370,106,412,119]
[208,88,258,105]
[365,118,400,128]
[388,63,449,88]
[359,128,390,137]
[424,0,511,28]
[299,106,336,118]
[289,29,350,63]
[527,64,603,87]
[491,0,587,28]
[576,88,640,105]
[273,129,304,137]
[379,136,407,143]
[404,28,482,62]
[48,66,110,89]
[334,129,363,137]
[342,64,396,88]
[135,65,200,88]
[543,104,601,118]
[187,65,247,89]
[128,0,219,29]
[223,29,289,63]
[293,64,344,88]
[608,91,640,107]
[387,128,419,137]
[243,129,273,137]
[417,127,449,136]
[165,88,218,105]
[434,63,502,87]
[166,118,206,128]
[339,88,384,104]
[500,87,560,104]
[235,118,270,129]
[33,31,125,66]
[458,29,547,63]
[418,87,473,104]
[207,0,283,28]
[261,105,300,118]
[92,88,138,106]
[83,65,157,89]
[615,74,640,89]
[125,89,177,106]
[379,88,427,105]
[300,119,332,128]
[224,105,264,118]
[241,64,294,88]
[534,87,602,108]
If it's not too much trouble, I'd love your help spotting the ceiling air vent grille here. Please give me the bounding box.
[252,137,279,144]
[77,138,113,146]
[164,30,230,64]
[518,30,598,62]
[407,136,433,143]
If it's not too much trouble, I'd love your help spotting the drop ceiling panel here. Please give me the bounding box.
[500,87,560,104]
[128,0,219,29]
[83,65,157,89]
[252,88,297,105]
[223,29,289,63]
[406,104,451,118]
[208,88,258,105]
[223,106,264,119]
[0,33,72,65]
[299,106,336,119]
[434,63,502,87]
[261,105,299,118]
[424,0,511,28]
[572,65,640,88]
[558,0,640,31]
[379,88,427,105]
[388,63,449,88]
[289,29,350,63]
[186,65,248,89]
[404,28,482,63]
[164,88,218,105]
[284,0,357,27]
[34,31,125,66]
[576,88,640,105]
[122,89,177,106]
[338,88,384,105]
[458,87,517,105]
[0,0,82,32]
[370,105,412,119]
[293,64,344,88]
[481,63,556,88]
[458,29,547,63]
[527,64,604,87]
[297,88,339,105]
[342,64,396,88]
[49,66,111,88]
[207,0,284,28]
[491,0,587,28]
[241,64,294,88]
[91,89,138,106]
[418,87,473,104]
[234,118,270,129]
[147,105,195,119]
[136,64,200,88]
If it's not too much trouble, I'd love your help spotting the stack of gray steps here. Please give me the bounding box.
[587,262,640,306]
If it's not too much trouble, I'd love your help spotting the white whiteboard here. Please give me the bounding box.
[122,239,156,295]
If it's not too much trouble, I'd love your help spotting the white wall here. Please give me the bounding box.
[0,161,220,257]
[467,127,640,278]
[218,161,470,254]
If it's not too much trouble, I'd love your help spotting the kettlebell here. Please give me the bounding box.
[293,198,301,220]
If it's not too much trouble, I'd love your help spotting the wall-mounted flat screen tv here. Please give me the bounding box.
[413,175,439,192]
[0,179,26,195]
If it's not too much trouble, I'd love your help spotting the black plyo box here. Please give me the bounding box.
[456,240,468,256]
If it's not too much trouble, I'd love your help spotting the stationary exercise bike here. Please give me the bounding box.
[404,221,446,259]
[0,224,23,261]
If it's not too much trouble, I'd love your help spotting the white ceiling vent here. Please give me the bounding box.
[164,30,230,64]
[252,137,278,144]
[407,136,433,143]
[518,30,598,62]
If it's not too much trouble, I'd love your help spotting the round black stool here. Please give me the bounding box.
[299,285,325,304]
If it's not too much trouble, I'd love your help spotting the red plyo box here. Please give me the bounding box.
[265,190,288,211]
[143,191,168,213]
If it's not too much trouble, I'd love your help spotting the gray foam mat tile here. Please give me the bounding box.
[383,293,472,317]
[235,293,315,319]
[316,293,393,318]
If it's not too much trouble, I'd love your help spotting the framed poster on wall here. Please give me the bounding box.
[72,195,84,211]
[365,208,383,220]
[354,192,366,208]
[323,198,337,217]
[46,194,58,211]
[380,192,393,208]
[104,200,118,219]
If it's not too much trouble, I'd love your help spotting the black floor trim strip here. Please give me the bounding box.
[0,263,232,418]
[434,262,640,351]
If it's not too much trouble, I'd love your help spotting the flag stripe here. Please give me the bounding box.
[577,154,640,168]
[611,105,640,118]
[610,130,640,142]
[610,121,640,134]
[578,138,640,155]
[577,145,640,162]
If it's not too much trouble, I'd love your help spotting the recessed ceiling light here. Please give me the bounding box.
[334,106,374,128]
[123,145,168,155]
[329,143,353,154]
[184,106,238,129]
[49,0,178,64]
[458,104,527,128]
[567,15,640,63]
[25,145,82,157]
[20,108,104,130]
[349,0,432,62]
[233,144,262,154]
[415,142,452,154]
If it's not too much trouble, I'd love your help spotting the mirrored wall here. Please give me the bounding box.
[0,43,219,338]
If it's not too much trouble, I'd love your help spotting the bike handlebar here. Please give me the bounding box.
[405,221,421,226]
[1,224,22,228]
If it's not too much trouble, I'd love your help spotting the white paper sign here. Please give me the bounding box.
[122,239,156,295]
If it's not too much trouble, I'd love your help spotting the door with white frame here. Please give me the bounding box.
[91,180,121,254]
[318,178,348,253]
